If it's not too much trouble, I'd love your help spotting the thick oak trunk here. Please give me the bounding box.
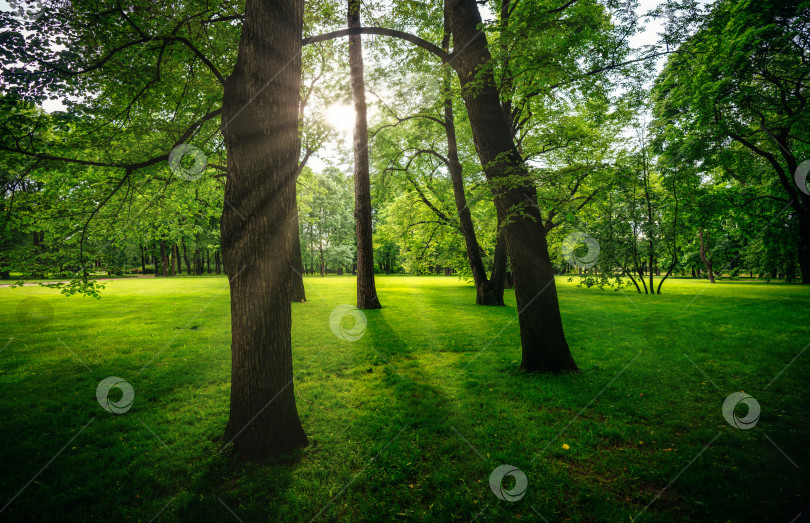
[219,0,308,459]
[349,0,381,309]
[446,0,577,372]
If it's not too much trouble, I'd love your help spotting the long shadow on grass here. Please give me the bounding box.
[319,308,496,520]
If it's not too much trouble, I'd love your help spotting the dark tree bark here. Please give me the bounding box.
[441,23,504,306]
[169,244,177,276]
[219,0,308,458]
[446,0,577,372]
[288,149,310,303]
[160,240,169,277]
[699,228,715,283]
[289,211,306,301]
[349,0,382,309]
[446,98,506,305]
[182,241,192,274]
[215,251,221,274]
[798,212,810,283]
[139,245,146,273]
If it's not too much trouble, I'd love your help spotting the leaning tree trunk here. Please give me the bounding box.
[219,0,308,458]
[445,92,504,306]
[446,0,577,372]
[442,25,504,306]
[349,0,382,309]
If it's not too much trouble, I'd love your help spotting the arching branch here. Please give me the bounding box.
[303,27,453,66]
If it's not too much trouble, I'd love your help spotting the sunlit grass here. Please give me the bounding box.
[0,275,807,521]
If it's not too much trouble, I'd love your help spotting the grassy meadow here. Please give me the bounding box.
[0,275,808,521]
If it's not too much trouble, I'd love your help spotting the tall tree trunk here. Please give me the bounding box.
[160,240,169,277]
[490,228,508,294]
[207,249,211,274]
[442,25,503,306]
[219,0,308,458]
[798,211,810,283]
[319,243,325,276]
[349,0,381,309]
[289,211,307,301]
[446,0,576,372]
[182,241,192,274]
[169,244,177,276]
[140,245,146,273]
[215,251,221,275]
[699,228,715,283]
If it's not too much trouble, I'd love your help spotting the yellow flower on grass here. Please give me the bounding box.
[562,443,570,450]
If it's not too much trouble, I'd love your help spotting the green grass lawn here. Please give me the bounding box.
[0,275,808,521]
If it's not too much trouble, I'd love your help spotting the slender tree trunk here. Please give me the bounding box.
[289,211,307,301]
[699,228,715,283]
[169,244,177,276]
[442,27,503,306]
[446,0,576,372]
[219,0,308,459]
[215,251,221,274]
[140,245,146,273]
[160,241,169,277]
[319,244,325,276]
[490,229,508,297]
[207,250,211,273]
[182,241,192,274]
[798,211,810,283]
[348,0,381,309]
